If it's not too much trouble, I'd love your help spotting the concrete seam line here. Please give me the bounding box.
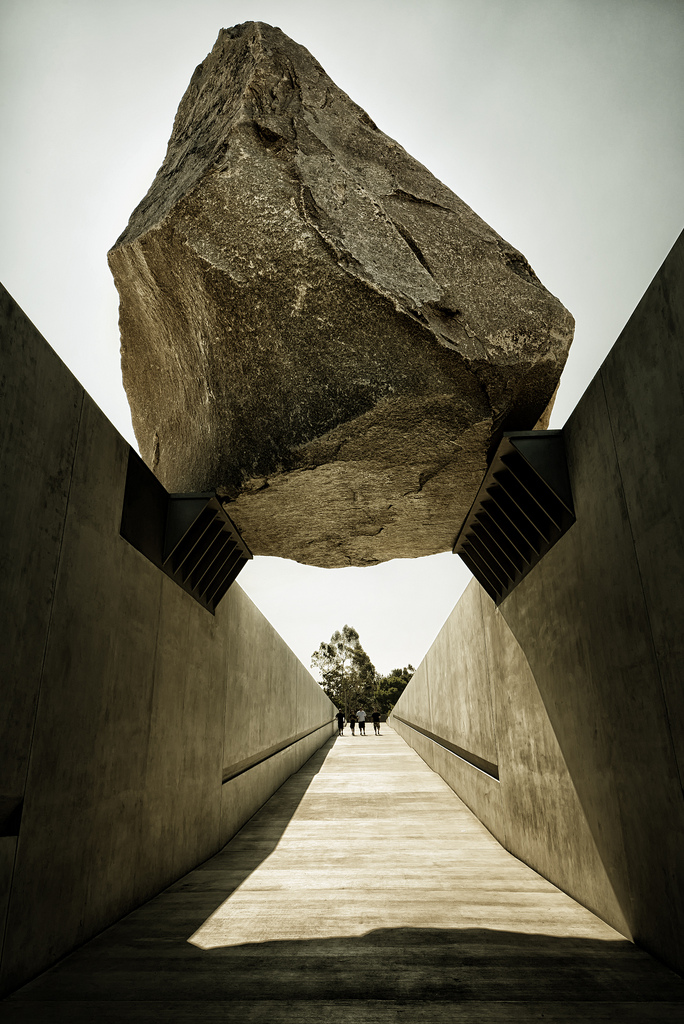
[479,584,502,767]
[0,390,85,973]
[20,399,84,796]
[221,721,335,784]
[392,715,500,780]
[599,369,684,796]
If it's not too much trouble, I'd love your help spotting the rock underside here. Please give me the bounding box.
[108,21,574,567]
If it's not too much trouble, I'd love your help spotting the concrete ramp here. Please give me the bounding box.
[4,728,682,1021]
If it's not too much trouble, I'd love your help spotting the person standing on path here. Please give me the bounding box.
[348,712,357,735]
[336,710,345,736]
[372,710,381,735]
[357,709,366,735]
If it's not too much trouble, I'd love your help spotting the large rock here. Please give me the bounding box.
[108,21,574,568]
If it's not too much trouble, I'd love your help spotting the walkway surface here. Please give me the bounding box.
[4,727,684,1022]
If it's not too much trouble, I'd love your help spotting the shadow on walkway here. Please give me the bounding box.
[1,737,336,1008]
[164,735,340,921]
[5,732,684,1021]
[5,927,684,1020]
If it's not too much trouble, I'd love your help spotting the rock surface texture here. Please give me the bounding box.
[108,22,574,567]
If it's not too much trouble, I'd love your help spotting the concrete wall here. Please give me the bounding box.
[392,580,629,939]
[0,284,336,995]
[392,230,684,974]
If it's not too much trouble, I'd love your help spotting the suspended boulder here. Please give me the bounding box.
[108,21,574,567]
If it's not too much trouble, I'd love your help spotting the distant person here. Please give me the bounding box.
[356,709,366,735]
[336,710,345,736]
[348,712,357,735]
[372,710,381,735]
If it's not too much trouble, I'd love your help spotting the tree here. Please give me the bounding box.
[311,625,377,716]
[374,665,415,715]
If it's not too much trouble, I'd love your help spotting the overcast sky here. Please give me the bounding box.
[1,0,683,674]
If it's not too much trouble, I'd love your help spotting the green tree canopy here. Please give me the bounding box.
[310,625,376,715]
[311,627,414,717]
[374,665,415,715]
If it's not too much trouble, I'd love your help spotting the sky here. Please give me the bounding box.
[1,0,683,675]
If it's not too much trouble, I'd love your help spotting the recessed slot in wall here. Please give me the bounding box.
[392,716,499,780]
[0,797,23,837]
[454,430,575,604]
[120,450,252,613]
